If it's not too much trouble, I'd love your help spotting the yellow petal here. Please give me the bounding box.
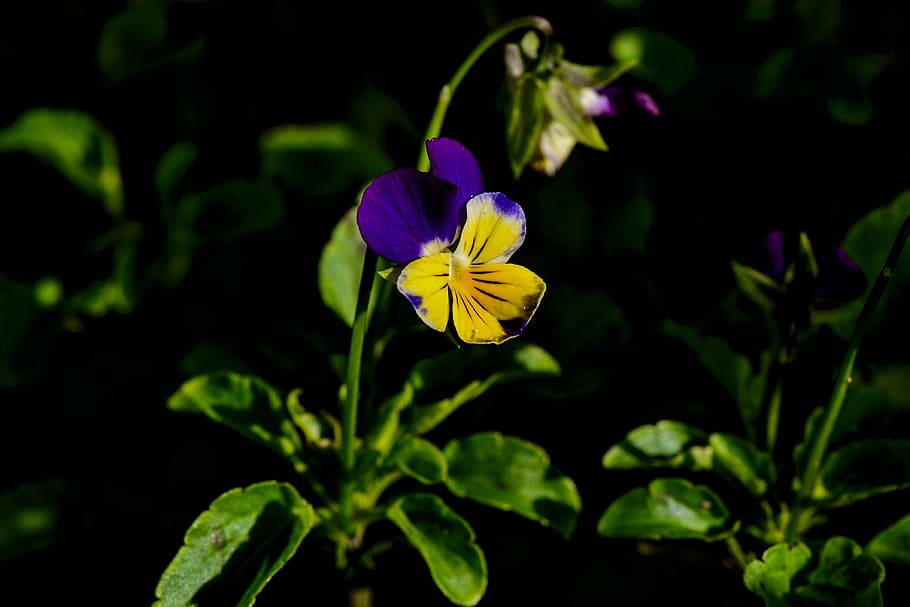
[456,193,526,264]
[397,253,452,332]
[449,262,546,345]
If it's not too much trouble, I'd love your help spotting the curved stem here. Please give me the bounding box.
[416,15,553,171]
[796,213,910,506]
[339,249,379,532]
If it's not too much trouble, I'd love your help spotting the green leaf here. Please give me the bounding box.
[812,439,910,507]
[754,49,796,98]
[155,141,198,205]
[0,479,64,559]
[601,194,654,253]
[794,382,893,485]
[827,96,873,126]
[153,481,315,607]
[386,493,487,606]
[867,511,910,566]
[407,343,560,435]
[797,537,884,606]
[0,108,123,217]
[744,542,813,606]
[393,436,447,484]
[318,206,366,327]
[609,28,697,95]
[557,58,638,88]
[259,122,392,197]
[661,318,766,436]
[710,433,775,497]
[505,73,545,179]
[832,189,910,339]
[597,478,737,541]
[602,420,711,470]
[97,8,167,81]
[167,372,304,465]
[444,432,581,539]
[747,537,885,607]
[543,77,607,151]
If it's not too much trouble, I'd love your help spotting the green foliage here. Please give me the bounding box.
[386,493,487,606]
[866,512,910,566]
[444,432,582,538]
[0,480,64,559]
[153,481,315,607]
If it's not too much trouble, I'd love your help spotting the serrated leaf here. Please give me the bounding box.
[744,541,813,605]
[167,371,303,464]
[393,436,447,484]
[748,537,885,607]
[506,73,545,179]
[597,478,737,540]
[813,439,910,507]
[0,108,123,217]
[317,206,366,327]
[867,511,910,566]
[444,432,580,538]
[153,481,315,607]
[710,432,775,496]
[386,493,487,606]
[602,420,711,470]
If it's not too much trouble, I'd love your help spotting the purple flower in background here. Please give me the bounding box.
[579,87,661,118]
[734,230,867,333]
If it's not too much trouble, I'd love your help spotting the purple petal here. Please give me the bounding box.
[815,245,867,305]
[427,138,485,210]
[764,231,788,281]
[585,87,660,117]
[357,168,460,264]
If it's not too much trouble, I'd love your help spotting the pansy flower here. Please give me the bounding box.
[357,137,545,345]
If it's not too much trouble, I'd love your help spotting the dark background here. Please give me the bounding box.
[2,1,910,605]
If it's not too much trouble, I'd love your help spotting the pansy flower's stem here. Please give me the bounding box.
[417,15,553,171]
[789,213,910,537]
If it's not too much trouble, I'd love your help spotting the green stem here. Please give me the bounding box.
[416,15,553,171]
[339,249,379,532]
[796,213,910,506]
[725,535,752,571]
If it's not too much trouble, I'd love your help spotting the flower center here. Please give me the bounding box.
[449,250,471,283]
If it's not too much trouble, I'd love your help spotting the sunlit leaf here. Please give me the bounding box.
[709,432,775,497]
[167,371,304,466]
[597,478,737,541]
[543,78,607,151]
[505,73,545,179]
[386,493,487,606]
[318,207,366,327]
[812,439,910,507]
[0,479,64,559]
[393,436,447,485]
[747,537,884,606]
[0,108,123,218]
[153,481,315,607]
[602,420,711,470]
[609,28,697,95]
[444,432,581,538]
[866,511,910,566]
[744,541,813,605]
